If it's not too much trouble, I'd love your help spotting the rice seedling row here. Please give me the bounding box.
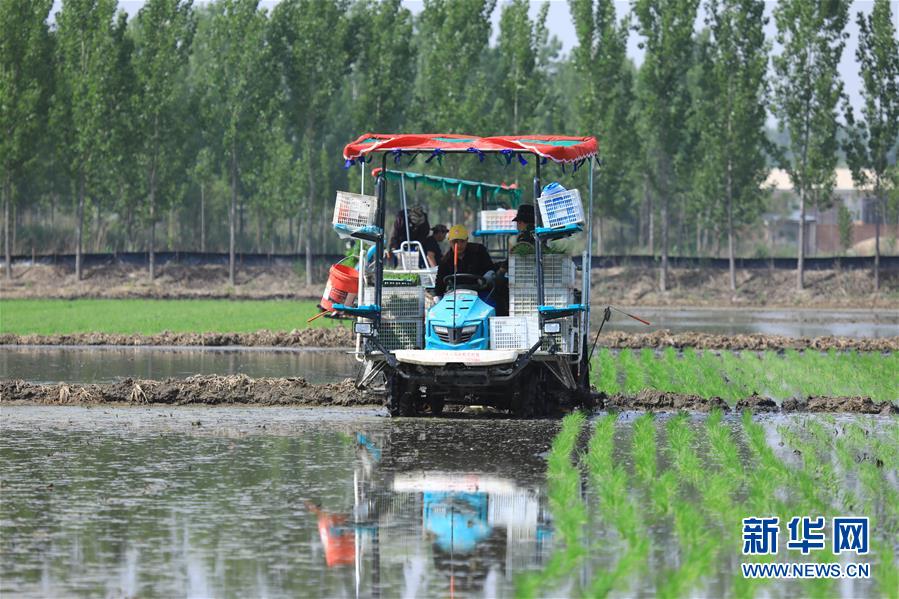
[779,417,897,597]
[516,412,588,599]
[590,349,897,403]
[583,415,650,597]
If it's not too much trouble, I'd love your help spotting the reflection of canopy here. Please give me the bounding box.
[344,134,598,164]
[375,168,522,206]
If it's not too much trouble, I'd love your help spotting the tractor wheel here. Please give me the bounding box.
[511,369,542,419]
[428,394,445,416]
[387,373,416,417]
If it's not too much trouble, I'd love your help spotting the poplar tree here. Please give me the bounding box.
[0,0,53,279]
[842,0,899,291]
[195,0,271,286]
[772,0,849,290]
[414,0,496,133]
[415,0,495,223]
[132,0,196,281]
[633,0,700,291]
[270,0,348,285]
[494,0,549,134]
[348,0,414,133]
[569,0,636,254]
[695,0,769,290]
[53,0,121,280]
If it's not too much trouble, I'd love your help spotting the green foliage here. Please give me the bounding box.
[0,0,53,207]
[346,0,414,133]
[837,203,854,253]
[492,0,552,135]
[692,0,770,284]
[413,0,495,133]
[569,0,637,223]
[772,0,850,285]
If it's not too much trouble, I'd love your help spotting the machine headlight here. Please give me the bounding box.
[461,325,479,335]
[354,322,373,335]
[543,321,562,334]
[433,325,449,334]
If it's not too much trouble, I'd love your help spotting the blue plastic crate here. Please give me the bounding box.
[538,188,584,229]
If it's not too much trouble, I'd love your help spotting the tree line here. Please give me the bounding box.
[1,0,897,290]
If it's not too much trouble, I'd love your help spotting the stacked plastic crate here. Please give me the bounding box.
[362,283,424,350]
[507,254,574,315]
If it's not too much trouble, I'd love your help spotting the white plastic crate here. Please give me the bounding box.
[509,288,572,316]
[508,254,576,288]
[332,191,378,232]
[368,319,423,351]
[363,286,425,319]
[537,188,584,229]
[489,315,577,353]
[490,316,540,350]
[479,209,517,232]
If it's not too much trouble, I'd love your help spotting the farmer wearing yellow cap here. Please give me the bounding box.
[433,224,496,297]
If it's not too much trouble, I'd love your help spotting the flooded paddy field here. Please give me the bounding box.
[0,345,357,385]
[604,307,899,338]
[1,406,896,597]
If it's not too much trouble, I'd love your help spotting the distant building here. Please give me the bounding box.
[762,168,897,255]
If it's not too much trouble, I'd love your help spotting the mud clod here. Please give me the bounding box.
[1,376,376,407]
[2,377,895,414]
[604,390,729,412]
[733,394,780,412]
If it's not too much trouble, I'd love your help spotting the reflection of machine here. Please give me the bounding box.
[311,429,555,597]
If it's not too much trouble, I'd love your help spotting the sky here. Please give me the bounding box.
[60,0,895,123]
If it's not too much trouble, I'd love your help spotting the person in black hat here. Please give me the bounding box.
[512,204,536,247]
[423,223,448,267]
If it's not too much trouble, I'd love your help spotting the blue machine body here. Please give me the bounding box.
[425,289,495,350]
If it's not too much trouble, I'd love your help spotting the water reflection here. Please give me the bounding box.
[0,406,558,598]
[0,346,357,384]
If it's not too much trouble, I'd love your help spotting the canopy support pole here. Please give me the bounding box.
[534,155,544,309]
[374,153,387,319]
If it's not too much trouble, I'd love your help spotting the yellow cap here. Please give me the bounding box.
[447,224,469,241]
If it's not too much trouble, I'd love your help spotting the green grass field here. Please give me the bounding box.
[0,299,342,335]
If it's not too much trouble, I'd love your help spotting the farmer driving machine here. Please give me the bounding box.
[331,134,599,417]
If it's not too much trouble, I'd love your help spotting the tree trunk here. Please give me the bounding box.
[645,177,654,256]
[597,214,604,256]
[874,193,881,291]
[288,215,293,253]
[200,182,206,252]
[726,164,736,292]
[76,170,85,281]
[3,175,10,281]
[797,188,805,290]
[12,202,17,258]
[305,185,314,287]
[660,194,668,292]
[229,149,238,287]
[695,219,701,257]
[255,208,262,253]
[149,196,156,282]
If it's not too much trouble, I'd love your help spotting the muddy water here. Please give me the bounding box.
[1,407,892,598]
[0,346,357,384]
[606,307,899,338]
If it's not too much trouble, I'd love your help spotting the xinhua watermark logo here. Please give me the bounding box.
[740,516,870,579]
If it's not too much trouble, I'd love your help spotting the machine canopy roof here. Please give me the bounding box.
[344,134,598,164]
[375,168,522,206]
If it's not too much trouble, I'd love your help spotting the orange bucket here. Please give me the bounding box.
[319,262,359,312]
